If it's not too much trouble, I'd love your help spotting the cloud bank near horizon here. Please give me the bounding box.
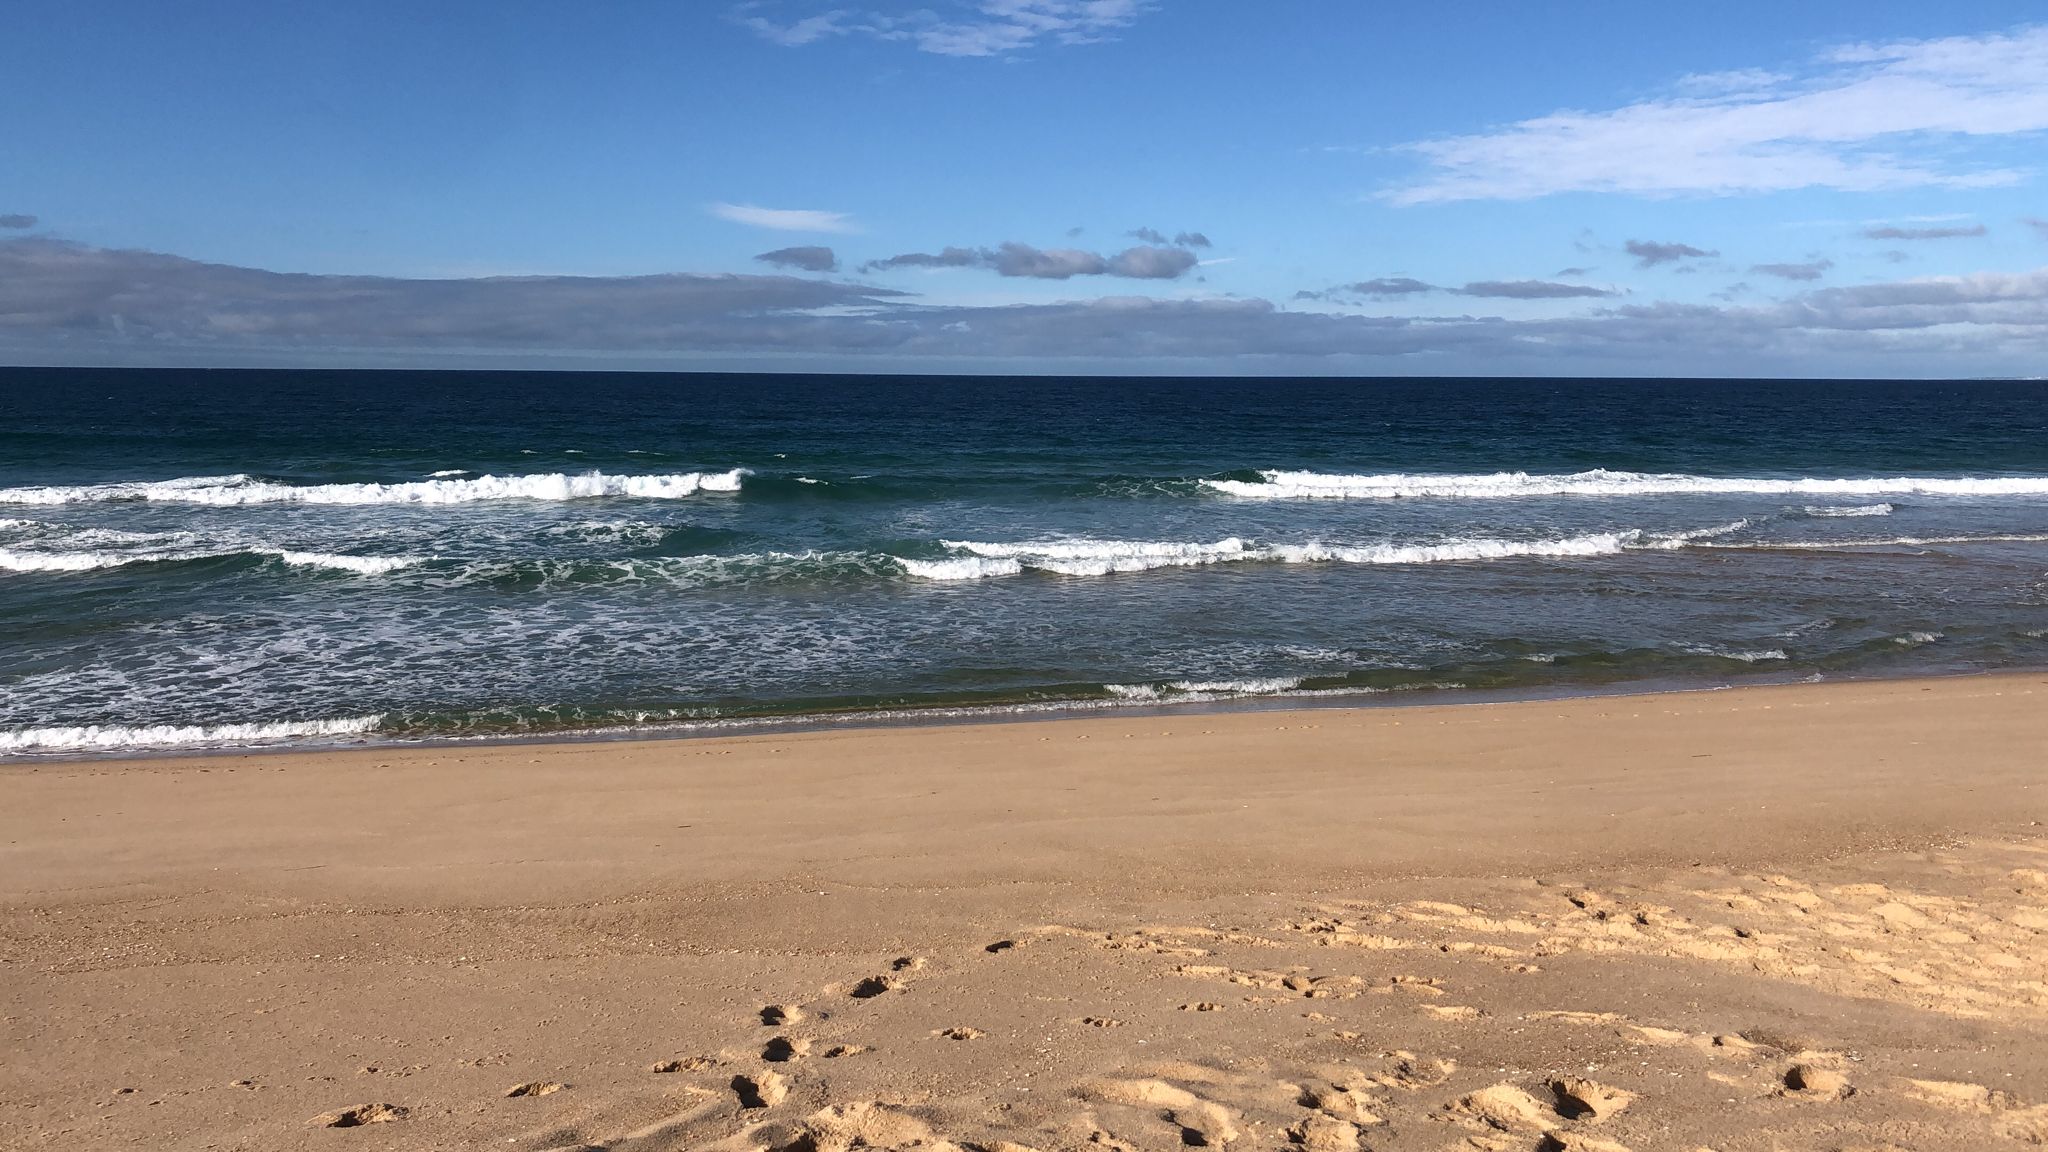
[5,237,2047,374]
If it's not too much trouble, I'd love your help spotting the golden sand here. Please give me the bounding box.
[4,674,2047,1150]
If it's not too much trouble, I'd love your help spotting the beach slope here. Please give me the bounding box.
[5,675,2048,1150]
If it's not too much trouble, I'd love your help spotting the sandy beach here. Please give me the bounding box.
[6,673,2048,1151]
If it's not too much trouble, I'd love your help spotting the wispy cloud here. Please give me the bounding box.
[1627,240,1717,267]
[0,214,35,229]
[708,203,858,233]
[1863,223,1988,240]
[1298,277,1617,301]
[1453,280,1617,299]
[861,240,1198,280]
[755,245,840,272]
[737,1,1150,57]
[1752,258,1834,281]
[1387,24,2048,203]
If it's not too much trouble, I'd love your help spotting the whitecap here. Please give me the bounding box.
[1803,503,1894,517]
[1204,469,2048,500]
[0,468,749,506]
[0,715,384,754]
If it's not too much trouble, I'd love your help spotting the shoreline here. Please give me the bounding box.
[5,660,2033,766]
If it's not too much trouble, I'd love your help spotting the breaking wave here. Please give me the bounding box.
[0,542,421,575]
[895,525,1744,581]
[1202,469,2048,501]
[1803,503,1895,517]
[0,469,749,506]
[0,715,384,754]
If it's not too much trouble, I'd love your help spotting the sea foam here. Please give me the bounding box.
[0,544,420,575]
[898,529,1687,580]
[1203,469,2048,500]
[0,715,384,754]
[0,469,749,506]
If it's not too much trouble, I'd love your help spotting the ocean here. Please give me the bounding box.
[2,368,2046,756]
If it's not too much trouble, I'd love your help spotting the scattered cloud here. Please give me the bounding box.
[861,240,1197,280]
[1751,258,1835,281]
[9,238,2047,373]
[1880,250,1912,263]
[737,1,1150,58]
[755,245,839,272]
[1454,280,1617,299]
[0,214,35,230]
[708,202,858,233]
[1128,227,1209,248]
[1106,246,1200,279]
[1627,239,1718,267]
[1387,24,2048,203]
[1863,223,1988,240]
[737,7,850,45]
[1297,278,1437,302]
[1554,266,1594,277]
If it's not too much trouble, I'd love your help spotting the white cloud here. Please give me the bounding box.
[740,9,850,46]
[1388,24,2048,204]
[738,1,1148,57]
[707,202,859,233]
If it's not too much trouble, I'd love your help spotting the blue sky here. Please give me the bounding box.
[2,1,2046,374]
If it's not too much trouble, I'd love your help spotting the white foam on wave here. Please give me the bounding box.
[1717,532,2048,551]
[1266,532,1631,565]
[270,551,421,575]
[1203,469,2048,501]
[0,715,384,754]
[0,544,420,575]
[1894,630,1944,647]
[896,555,1025,581]
[428,469,472,478]
[902,529,1691,580]
[0,468,749,506]
[1804,503,1894,517]
[946,537,1253,576]
[1680,644,1789,662]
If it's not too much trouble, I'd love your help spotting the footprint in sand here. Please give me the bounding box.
[731,1071,787,1109]
[986,939,1017,953]
[820,1044,868,1058]
[648,1056,719,1074]
[762,1036,811,1062]
[760,1004,806,1026]
[1780,1062,1853,1099]
[1080,1016,1124,1028]
[845,975,900,999]
[1549,1077,1635,1122]
[935,1027,985,1040]
[1084,1078,1240,1148]
[1180,1002,1224,1012]
[504,1081,565,1098]
[309,1102,407,1127]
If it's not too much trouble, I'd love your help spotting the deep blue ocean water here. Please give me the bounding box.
[3,368,2047,754]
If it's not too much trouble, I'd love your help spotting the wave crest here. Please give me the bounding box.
[1204,469,2048,500]
[0,715,384,754]
[0,469,749,506]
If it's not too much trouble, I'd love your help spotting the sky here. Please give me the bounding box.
[2,0,2047,375]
